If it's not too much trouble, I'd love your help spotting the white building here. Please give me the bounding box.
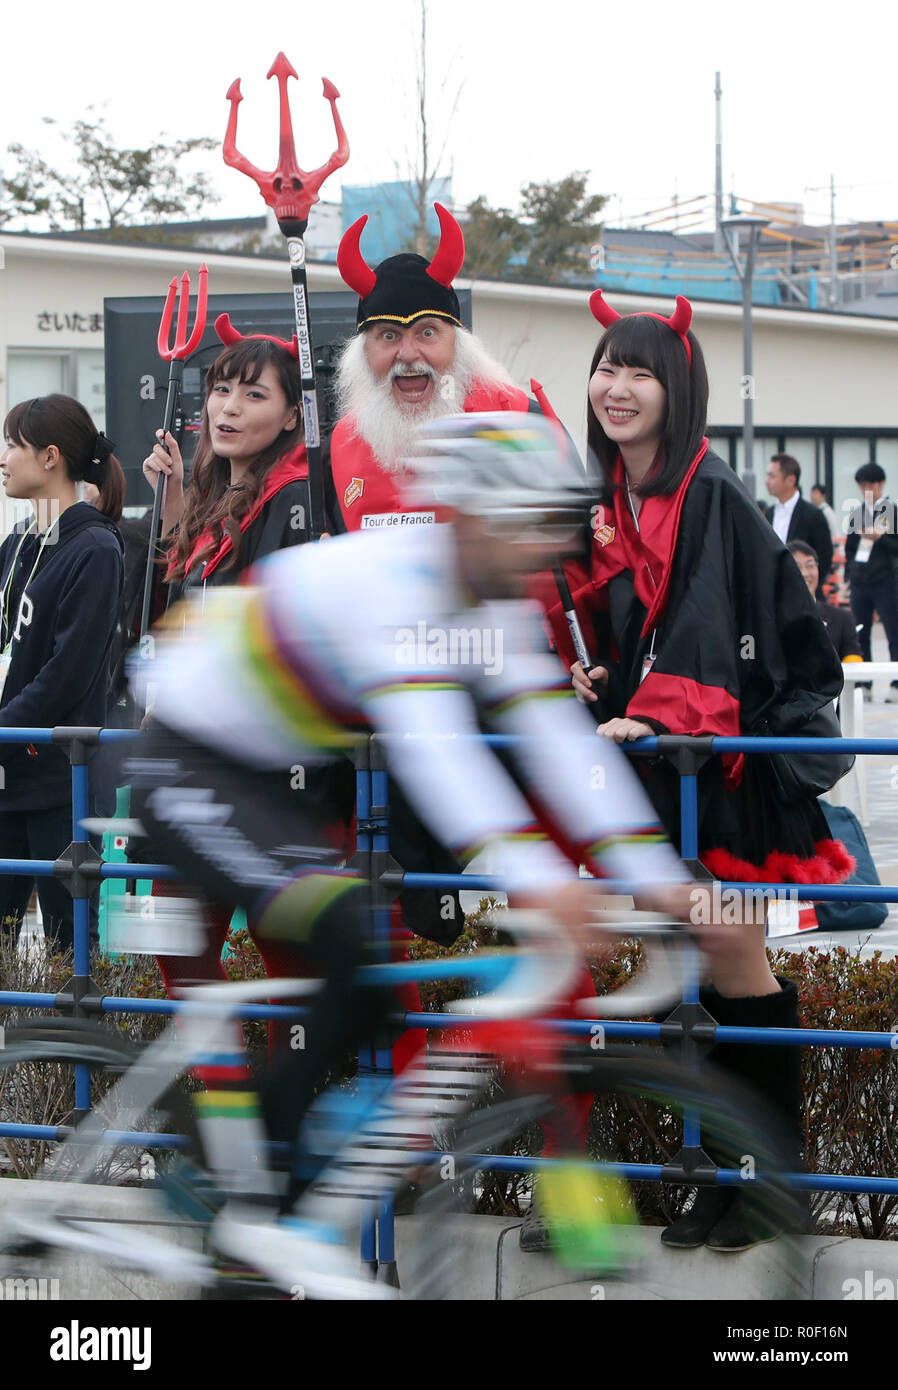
[2,229,897,527]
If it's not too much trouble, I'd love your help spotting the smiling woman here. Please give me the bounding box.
[536,291,855,1255]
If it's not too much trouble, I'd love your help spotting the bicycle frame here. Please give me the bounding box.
[0,912,688,1288]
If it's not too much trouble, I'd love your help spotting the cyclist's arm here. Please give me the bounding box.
[475,623,689,888]
[361,680,579,897]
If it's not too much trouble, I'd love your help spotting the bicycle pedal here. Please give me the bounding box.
[0,1235,51,1259]
[210,1259,289,1301]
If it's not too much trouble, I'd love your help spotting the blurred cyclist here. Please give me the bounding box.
[125,413,697,1294]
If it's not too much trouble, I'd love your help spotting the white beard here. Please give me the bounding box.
[333,327,516,474]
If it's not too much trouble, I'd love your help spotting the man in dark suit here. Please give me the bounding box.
[843,462,898,699]
[787,541,862,661]
[765,454,833,591]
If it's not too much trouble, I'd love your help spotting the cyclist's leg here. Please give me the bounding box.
[126,723,395,1162]
[152,884,232,991]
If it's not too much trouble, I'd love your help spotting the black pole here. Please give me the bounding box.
[281,222,326,540]
[553,564,605,723]
[139,358,183,638]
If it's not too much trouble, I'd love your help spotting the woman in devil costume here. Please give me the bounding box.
[540,291,853,1252]
[141,322,353,1011]
[143,318,310,598]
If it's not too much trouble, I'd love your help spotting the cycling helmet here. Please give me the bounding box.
[404,412,597,542]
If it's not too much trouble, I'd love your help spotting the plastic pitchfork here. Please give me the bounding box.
[140,264,209,639]
[223,52,348,236]
[222,53,350,540]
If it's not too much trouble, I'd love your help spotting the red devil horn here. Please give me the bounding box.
[426,203,465,288]
[337,215,377,298]
[214,313,244,347]
[666,295,692,337]
[589,288,622,327]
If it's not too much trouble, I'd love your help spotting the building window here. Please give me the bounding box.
[5,349,105,430]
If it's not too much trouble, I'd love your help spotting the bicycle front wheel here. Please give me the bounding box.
[401,1047,806,1301]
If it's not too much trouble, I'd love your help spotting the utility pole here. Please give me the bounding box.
[714,72,724,252]
[722,215,770,501]
[828,175,838,308]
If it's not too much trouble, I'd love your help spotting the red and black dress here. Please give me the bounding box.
[540,442,853,886]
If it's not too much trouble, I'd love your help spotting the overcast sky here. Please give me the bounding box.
[2,0,896,233]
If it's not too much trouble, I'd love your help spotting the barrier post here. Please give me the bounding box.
[53,728,104,1121]
[368,736,401,1288]
[655,737,718,1174]
[351,736,379,1277]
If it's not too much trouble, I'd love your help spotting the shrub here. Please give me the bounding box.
[411,904,898,1237]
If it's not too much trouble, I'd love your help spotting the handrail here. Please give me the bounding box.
[0,723,895,1274]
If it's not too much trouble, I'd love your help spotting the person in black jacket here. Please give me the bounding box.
[787,541,862,661]
[0,395,125,951]
[843,462,898,697]
[764,453,833,590]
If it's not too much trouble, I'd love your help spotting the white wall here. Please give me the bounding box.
[2,235,897,463]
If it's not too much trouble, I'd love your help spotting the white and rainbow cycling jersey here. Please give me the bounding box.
[135,525,688,898]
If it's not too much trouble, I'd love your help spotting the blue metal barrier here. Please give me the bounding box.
[0,724,896,1278]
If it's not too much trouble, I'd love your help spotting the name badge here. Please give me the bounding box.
[360,511,437,530]
[855,539,873,564]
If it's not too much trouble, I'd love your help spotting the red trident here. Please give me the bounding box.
[157,264,209,361]
[221,53,350,541]
[140,264,210,638]
[223,52,349,232]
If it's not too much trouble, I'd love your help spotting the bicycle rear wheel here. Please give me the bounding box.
[402,1047,806,1301]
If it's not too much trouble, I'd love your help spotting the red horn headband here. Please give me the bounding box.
[426,202,465,287]
[214,313,299,361]
[589,288,694,368]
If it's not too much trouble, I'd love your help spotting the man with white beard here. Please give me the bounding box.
[325,202,558,532]
[322,205,593,1253]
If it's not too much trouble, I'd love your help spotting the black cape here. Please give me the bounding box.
[543,447,850,880]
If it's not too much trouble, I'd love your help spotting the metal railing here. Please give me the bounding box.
[0,724,896,1272]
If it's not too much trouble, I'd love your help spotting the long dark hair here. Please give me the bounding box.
[586,315,709,503]
[4,394,126,521]
[168,338,303,584]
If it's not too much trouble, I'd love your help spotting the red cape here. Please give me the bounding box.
[331,382,531,531]
[167,447,308,582]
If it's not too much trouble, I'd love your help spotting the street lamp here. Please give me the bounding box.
[721,214,770,501]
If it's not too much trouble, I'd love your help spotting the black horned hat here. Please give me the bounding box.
[337,202,465,330]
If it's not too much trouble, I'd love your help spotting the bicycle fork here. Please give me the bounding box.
[293,1044,496,1234]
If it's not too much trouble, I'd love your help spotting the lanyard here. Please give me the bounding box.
[624,476,659,684]
[0,521,56,648]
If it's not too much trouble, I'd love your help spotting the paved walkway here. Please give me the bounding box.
[803,626,898,958]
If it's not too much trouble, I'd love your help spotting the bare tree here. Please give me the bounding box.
[2,111,219,234]
[389,0,463,255]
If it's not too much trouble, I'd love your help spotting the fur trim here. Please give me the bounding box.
[701,838,855,885]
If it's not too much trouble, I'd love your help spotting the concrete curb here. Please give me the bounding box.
[0,1181,896,1300]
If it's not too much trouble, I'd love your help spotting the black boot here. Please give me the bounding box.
[700,977,807,1252]
[660,1186,733,1249]
[662,977,806,1252]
